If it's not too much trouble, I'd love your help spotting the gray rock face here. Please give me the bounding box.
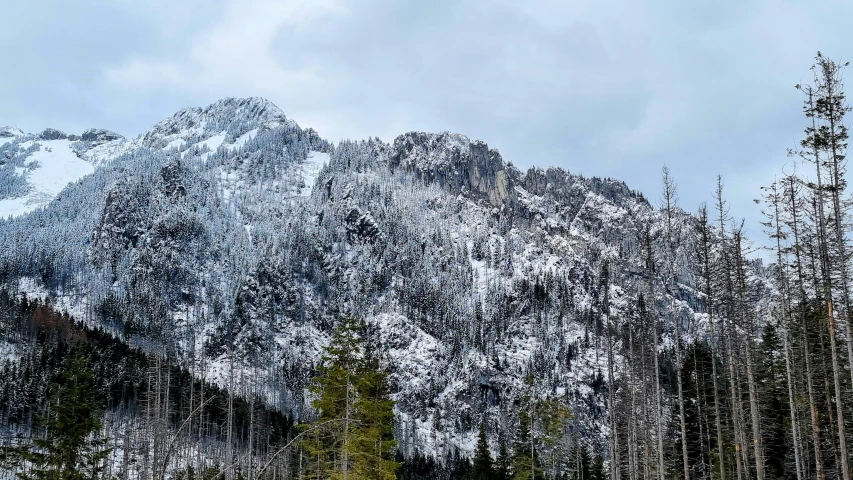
[81,128,124,144]
[389,131,516,208]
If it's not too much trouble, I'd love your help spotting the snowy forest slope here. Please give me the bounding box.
[0,96,773,462]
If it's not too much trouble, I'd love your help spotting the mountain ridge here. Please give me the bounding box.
[0,96,772,472]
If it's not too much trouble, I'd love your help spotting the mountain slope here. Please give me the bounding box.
[0,97,772,466]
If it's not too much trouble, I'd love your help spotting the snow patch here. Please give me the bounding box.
[165,138,185,150]
[300,151,328,197]
[233,128,259,148]
[200,133,226,152]
[0,140,94,218]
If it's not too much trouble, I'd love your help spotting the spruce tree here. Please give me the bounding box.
[510,401,541,480]
[351,342,399,480]
[14,353,111,480]
[495,434,511,480]
[472,418,494,479]
[303,317,398,479]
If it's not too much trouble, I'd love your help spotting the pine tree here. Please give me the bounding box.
[495,434,511,480]
[510,399,541,480]
[351,343,399,480]
[303,317,398,479]
[12,353,111,480]
[590,454,606,480]
[472,418,494,480]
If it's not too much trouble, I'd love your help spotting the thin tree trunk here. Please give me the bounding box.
[700,207,726,480]
[608,313,620,480]
[661,166,691,480]
[727,332,746,480]
[744,344,764,480]
[226,334,235,480]
[643,230,666,480]
[716,179,746,480]
[733,231,765,480]
[821,61,853,480]
[785,173,827,480]
[806,85,850,480]
[783,324,806,480]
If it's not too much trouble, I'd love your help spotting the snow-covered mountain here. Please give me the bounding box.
[0,97,772,460]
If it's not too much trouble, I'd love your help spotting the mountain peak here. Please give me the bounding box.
[170,96,289,128]
[140,97,295,149]
[203,96,285,118]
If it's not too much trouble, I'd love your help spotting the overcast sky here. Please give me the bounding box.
[3,0,853,249]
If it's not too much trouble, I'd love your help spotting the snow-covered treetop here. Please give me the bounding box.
[0,127,23,139]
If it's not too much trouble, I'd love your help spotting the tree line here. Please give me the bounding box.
[596,52,853,480]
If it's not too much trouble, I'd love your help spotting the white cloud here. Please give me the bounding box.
[104,0,344,96]
[9,0,853,254]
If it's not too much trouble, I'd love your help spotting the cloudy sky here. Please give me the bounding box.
[3,0,853,246]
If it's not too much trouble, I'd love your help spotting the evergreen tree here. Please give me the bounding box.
[303,317,399,479]
[495,434,511,480]
[590,454,606,480]
[11,353,111,480]
[511,400,541,480]
[472,418,494,479]
[351,342,399,479]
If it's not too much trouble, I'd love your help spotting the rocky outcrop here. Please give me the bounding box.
[389,131,516,208]
[38,128,69,141]
[81,128,124,145]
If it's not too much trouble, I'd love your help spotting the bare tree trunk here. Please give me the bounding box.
[744,344,764,480]
[640,310,654,480]
[198,333,206,474]
[804,308,827,480]
[732,230,765,480]
[785,174,827,480]
[726,331,746,480]
[827,299,849,480]
[819,58,853,480]
[716,178,747,480]
[767,180,806,480]
[608,313,619,480]
[643,229,666,480]
[660,166,691,480]
[675,312,690,480]
[782,323,806,480]
[699,206,726,480]
[226,336,235,480]
[629,322,640,480]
